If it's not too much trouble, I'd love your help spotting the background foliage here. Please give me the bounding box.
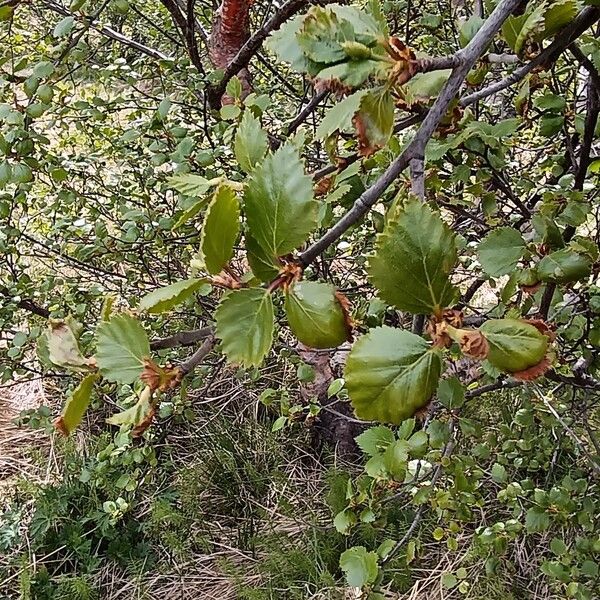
[1,0,600,597]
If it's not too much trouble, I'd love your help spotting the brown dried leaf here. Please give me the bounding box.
[513,354,552,381]
[132,404,157,437]
[334,290,354,342]
[459,330,489,360]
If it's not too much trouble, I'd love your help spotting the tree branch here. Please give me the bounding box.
[286,90,328,136]
[179,335,216,374]
[207,0,331,106]
[150,327,214,350]
[460,6,600,107]
[298,0,523,266]
[0,286,50,319]
[44,1,171,60]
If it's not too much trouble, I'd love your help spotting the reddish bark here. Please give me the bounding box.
[208,0,253,106]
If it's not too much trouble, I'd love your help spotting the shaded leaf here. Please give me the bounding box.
[345,326,442,424]
[316,90,367,140]
[200,185,240,275]
[537,249,591,283]
[215,288,274,367]
[139,278,209,313]
[96,314,150,384]
[234,110,268,173]
[285,281,351,348]
[369,200,458,315]
[478,227,526,277]
[542,0,578,38]
[354,89,394,156]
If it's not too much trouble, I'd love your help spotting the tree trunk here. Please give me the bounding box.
[208,0,252,106]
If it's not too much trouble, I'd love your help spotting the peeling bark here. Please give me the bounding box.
[208,0,253,106]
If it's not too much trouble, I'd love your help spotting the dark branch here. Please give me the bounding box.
[150,327,214,350]
[180,335,217,374]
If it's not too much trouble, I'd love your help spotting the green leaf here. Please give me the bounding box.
[55,373,98,435]
[316,90,368,140]
[534,93,566,112]
[174,196,211,229]
[226,76,243,100]
[407,430,428,456]
[376,538,395,560]
[234,110,268,173]
[200,185,240,275]
[459,15,485,47]
[345,326,442,424]
[479,319,548,374]
[215,288,274,367]
[508,3,547,55]
[266,14,312,72]
[383,439,409,479]
[220,104,241,121]
[334,509,356,534]
[285,281,350,349]
[47,321,94,371]
[244,143,317,256]
[540,115,564,137]
[442,573,458,590]
[437,377,464,409]
[53,16,75,37]
[138,278,209,313]
[478,227,526,277]
[168,173,221,197]
[403,70,451,103]
[369,199,458,315]
[339,546,379,588]
[542,0,578,39]
[355,425,395,456]
[297,6,352,64]
[491,462,507,483]
[96,314,151,384]
[550,537,568,555]
[354,89,394,156]
[525,507,550,532]
[0,5,14,20]
[537,249,592,283]
[246,233,280,282]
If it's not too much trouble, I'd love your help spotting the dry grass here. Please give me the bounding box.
[0,375,55,490]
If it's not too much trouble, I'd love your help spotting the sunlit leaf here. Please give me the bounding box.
[478,227,526,277]
[54,373,99,435]
[234,110,268,173]
[285,281,351,348]
[244,143,317,256]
